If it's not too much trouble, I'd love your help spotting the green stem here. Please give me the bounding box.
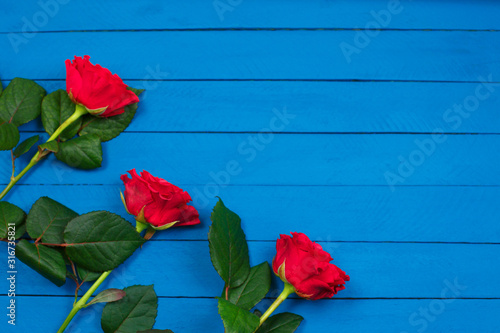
[259,282,295,326]
[57,271,111,333]
[56,223,145,333]
[0,104,88,201]
[135,220,148,233]
[47,104,88,143]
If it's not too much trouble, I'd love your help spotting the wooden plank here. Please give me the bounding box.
[2,242,498,298]
[3,185,500,243]
[3,297,499,332]
[1,0,499,31]
[2,31,500,81]
[1,133,500,186]
[2,3,498,333]
[9,80,500,134]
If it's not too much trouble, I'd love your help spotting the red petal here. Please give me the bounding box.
[295,278,334,300]
[65,58,83,101]
[175,205,200,227]
[121,169,153,216]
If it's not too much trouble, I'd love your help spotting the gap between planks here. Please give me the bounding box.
[0,28,499,34]
[3,294,500,300]
[4,78,500,84]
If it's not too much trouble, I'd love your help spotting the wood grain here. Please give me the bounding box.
[1,31,499,81]
[1,133,499,186]
[4,296,499,332]
[9,80,500,134]
[1,241,497,298]
[1,1,499,332]
[3,185,500,243]
[1,0,499,31]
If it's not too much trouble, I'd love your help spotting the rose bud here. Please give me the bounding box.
[272,232,349,300]
[120,169,200,230]
[65,55,139,117]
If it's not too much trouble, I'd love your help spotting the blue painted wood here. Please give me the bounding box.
[1,0,499,31]
[1,133,500,186]
[1,241,498,298]
[4,296,500,332]
[3,185,500,243]
[1,31,499,81]
[7,80,500,134]
[1,1,499,332]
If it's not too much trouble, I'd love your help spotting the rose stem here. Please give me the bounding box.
[258,282,295,326]
[57,221,145,333]
[56,270,112,333]
[0,104,88,201]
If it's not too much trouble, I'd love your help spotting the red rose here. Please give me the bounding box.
[272,232,349,300]
[65,55,139,117]
[120,169,200,229]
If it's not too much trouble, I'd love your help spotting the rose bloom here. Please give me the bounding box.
[272,232,349,300]
[121,169,200,228]
[65,55,139,117]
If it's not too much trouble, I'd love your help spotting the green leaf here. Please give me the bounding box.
[87,288,126,306]
[255,313,303,333]
[226,262,272,310]
[0,78,46,126]
[101,285,158,333]
[64,211,145,271]
[78,88,143,142]
[128,87,145,96]
[26,197,78,244]
[218,298,260,333]
[137,330,174,333]
[209,198,250,288]
[13,135,39,157]
[77,266,102,283]
[0,201,26,239]
[0,122,20,150]
[16,239,66,286]
[55,134,102,169]
[38,140,59,156]
[41,90,81,141]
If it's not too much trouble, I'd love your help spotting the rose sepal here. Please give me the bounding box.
[150,221,178,231]
[85,105,108,116]
[134,206,146,223]
[143,226,156,241]
[67,92,107,116]
[275,260,288,283]
[120,191,130,214]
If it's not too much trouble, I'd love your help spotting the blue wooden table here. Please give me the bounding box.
[1,1,500,332]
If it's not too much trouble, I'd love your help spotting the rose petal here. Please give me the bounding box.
[273,232,349,300]
[121,169,153,216]
[64,55,139,116]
